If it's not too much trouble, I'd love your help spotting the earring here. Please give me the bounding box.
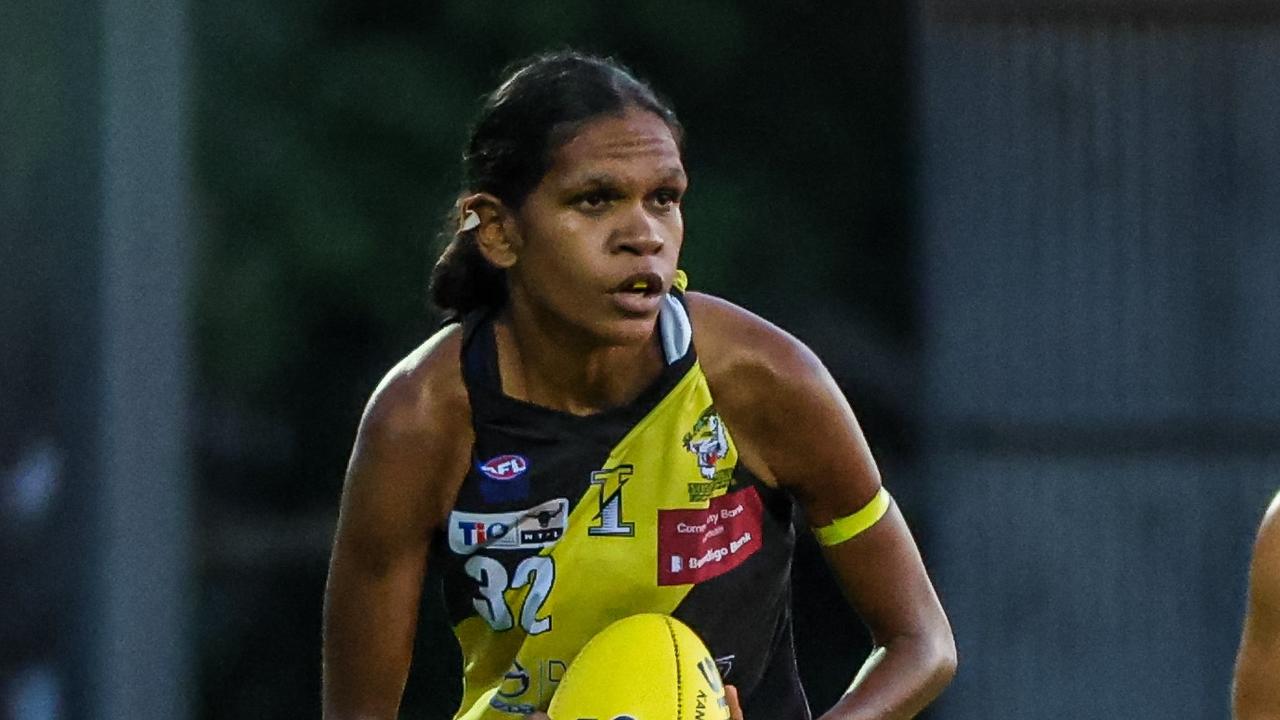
[460,210,481,232]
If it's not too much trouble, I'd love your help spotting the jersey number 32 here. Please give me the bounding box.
[464,555,555,634]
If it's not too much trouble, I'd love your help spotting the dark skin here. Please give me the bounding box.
[1234,491,1280,720]
[323,109,955,720]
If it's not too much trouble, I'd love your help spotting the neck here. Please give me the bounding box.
[494,300,665,416]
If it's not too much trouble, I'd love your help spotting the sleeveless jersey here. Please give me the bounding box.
[433,291,810,719]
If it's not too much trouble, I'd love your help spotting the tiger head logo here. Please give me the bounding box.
[683,407,729,480]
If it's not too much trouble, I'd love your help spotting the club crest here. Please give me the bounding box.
[682,406,734,501]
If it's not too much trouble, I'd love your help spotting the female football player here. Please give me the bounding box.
[323,51,955,720]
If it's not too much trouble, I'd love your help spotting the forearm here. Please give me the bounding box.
[322,549,424,720]
[818,632,956,720]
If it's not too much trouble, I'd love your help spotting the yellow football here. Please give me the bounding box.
[548,613,730,720]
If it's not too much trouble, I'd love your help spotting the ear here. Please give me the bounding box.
[459,193,521,269]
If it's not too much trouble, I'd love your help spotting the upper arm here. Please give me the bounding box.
[323,328,472,718]
[334,360,469,568]
[686,292,881,521]
[688,293,952,651]
[1235,493,1280,719]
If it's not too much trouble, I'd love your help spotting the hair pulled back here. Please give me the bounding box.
[430,50,683,318]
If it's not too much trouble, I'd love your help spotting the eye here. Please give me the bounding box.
[572,189,620,212]
[651,188,682,210]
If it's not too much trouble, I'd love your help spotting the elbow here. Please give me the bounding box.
[876,623,956,699]
[927,627,958,692]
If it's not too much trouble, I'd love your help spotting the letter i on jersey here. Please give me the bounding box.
[588,465,635,537]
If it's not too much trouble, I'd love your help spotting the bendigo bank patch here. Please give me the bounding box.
[657,487,764,586]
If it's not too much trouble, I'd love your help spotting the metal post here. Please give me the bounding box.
[94,0,193,717]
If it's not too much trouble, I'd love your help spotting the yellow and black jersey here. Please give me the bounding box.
[434,289,809,719]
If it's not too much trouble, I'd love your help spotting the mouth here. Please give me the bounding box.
[611,272,665,297]
[609,272,665,316]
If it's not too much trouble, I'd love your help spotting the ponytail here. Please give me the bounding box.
[429,223,507,321]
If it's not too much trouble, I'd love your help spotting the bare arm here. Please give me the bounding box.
[691,293,955,720]
[1234,492,1280,720]
[323,330,471,720]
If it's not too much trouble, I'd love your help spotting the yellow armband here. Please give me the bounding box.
[813,487,891,546]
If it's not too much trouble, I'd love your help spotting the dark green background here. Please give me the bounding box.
[9,2,1279,718]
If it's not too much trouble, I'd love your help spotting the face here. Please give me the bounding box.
[504,108,687,346]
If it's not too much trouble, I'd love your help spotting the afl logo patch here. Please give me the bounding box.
[479,454,529,481]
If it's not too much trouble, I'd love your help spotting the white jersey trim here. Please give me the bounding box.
[658,293,693,364]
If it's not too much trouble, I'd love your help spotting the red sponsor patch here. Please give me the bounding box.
[658,487,764,586]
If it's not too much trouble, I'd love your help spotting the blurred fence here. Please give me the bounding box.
[1,2,192,718]
[917,2,1280,716]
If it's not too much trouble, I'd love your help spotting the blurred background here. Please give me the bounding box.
[3,0,1279,718]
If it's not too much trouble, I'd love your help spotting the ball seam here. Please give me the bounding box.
[665,616,683,720]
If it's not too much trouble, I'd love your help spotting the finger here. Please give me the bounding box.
[725,684,744,720]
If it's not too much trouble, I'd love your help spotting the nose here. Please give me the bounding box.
[609,205,665,256]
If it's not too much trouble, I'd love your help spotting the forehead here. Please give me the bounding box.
[546,110,684,184]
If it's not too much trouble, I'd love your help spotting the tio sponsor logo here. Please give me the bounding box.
[479,454,529,481]
[447,498,568,555]
[455,520,510,546]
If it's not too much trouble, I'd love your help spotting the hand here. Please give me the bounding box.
[726,684,743,720]
[527,713,550,720]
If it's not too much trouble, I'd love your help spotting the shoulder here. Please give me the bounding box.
[684,291,827,398]
[361,323,469,440]
[684,292,878,512]
[349,323,472,526]
[1261,491,1280,541]
[1252,492,1280,601]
